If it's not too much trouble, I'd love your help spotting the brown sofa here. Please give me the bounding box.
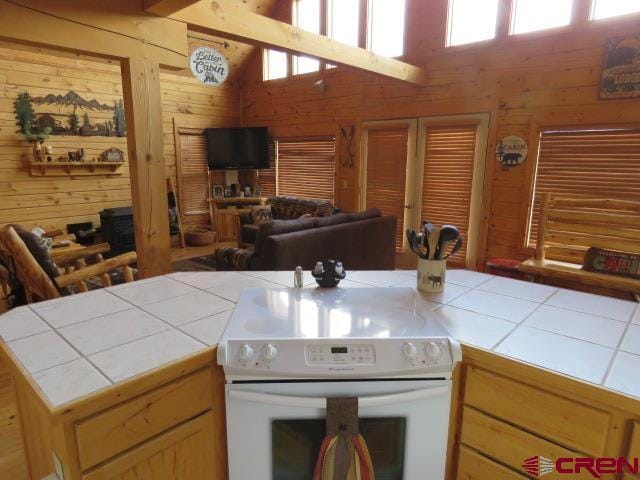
[238,196,339,247]
[216,208,396,271]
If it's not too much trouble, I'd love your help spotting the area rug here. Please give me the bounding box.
[172,255,217,272]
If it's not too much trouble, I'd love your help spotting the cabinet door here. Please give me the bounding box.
[83,411,219,480]
[217,213,239,241]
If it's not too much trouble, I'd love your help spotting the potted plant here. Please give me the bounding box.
[13,92,52,162]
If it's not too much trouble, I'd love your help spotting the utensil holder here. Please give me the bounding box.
[417,259,446,293]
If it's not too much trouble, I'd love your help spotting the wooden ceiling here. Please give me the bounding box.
[184,0,283,84]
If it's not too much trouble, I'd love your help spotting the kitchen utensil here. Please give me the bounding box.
[436,225,460,259]
[407,229,429,259]
[443,238,463,259]
[428,227,441,260]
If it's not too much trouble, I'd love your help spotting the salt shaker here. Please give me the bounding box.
[294,266,304,288]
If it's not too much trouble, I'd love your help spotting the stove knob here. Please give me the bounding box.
[262,344,278,362]
[425,342,442,360]
[402,342,419,359]
[237,344,254,363]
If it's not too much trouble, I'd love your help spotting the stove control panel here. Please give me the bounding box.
[306,344,376,365]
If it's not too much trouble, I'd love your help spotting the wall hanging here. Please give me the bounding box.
[600,35,640,99]
[190,46,229,86]
[496,135,527,169]
[14,90,126,138]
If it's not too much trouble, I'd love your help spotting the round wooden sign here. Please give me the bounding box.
[189,46,229,86]
[496,135,528,167]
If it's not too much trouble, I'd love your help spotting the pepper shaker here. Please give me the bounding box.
[294,266,303,288]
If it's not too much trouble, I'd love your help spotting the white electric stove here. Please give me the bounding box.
[218,287,461,480]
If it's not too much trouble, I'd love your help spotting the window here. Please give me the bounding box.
[328,0,360,46]
[447,0,499,46]
[369,0,406,57]
[177,131,209,216]
[264,49,287,81]
[327,0,360,67]
[293,0,321,75]
[263,0,408,80]
[274,138,336,201]
[420,125,477,266]
[511,0,573,34]
[591,0,640,20]
[258,141,277,198]
[527,128,640,246]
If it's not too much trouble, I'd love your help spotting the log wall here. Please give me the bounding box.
[240,0,640,267]
[0,43,240,233]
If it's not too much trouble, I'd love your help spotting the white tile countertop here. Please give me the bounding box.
[1,269,639,407]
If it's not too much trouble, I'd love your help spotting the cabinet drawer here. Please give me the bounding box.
[464,366,609,454]
[83,411,215,480]
[76,368,212,470]
[460,406,592,479]
[457,445,526,480]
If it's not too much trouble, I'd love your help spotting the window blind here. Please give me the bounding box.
[528,128,640,245]
[259,141,277,197]
[276,138,336,201]
[365,127,409,252]
[421,125,476,266]
[178,133,209,216]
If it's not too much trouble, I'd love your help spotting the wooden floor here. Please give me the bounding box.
[0,360,28,480]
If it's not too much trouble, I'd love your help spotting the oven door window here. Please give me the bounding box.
[272,417,406,480]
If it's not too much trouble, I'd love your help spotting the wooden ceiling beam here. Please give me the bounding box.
[143,0,201,16]
[167,0,429,86]
[0,0,188,69]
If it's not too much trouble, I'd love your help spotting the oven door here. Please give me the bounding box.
[225,379,452,480]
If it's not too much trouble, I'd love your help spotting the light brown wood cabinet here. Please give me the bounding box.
[82,412,215,480]
[449,346,640,480]
[3,348,227,480]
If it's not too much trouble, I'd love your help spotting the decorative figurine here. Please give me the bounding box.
[312,260,346,288]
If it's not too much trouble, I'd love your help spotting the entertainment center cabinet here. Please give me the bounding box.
[207,197,266,241]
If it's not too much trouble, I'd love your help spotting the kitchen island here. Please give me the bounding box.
[1,269,639,479]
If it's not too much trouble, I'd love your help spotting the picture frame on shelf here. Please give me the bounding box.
[212,185,224,198]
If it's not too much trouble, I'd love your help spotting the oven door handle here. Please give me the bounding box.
[228,386,449,409]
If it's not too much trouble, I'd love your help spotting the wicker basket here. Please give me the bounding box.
[184,226,217,246]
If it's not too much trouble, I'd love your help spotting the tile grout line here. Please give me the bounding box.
[601,319,637,387]
[25,306,113,384]
[490,300,547,351]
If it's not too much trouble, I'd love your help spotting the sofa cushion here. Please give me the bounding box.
[11,225,61,280]
[250,205,273,225]
[254,217,317,252]
[347,208,381,222]
[9,225,71,296]
[240,224,260,244]
[315,213,350,228]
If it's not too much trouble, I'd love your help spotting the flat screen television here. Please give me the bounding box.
[205,127,269,170]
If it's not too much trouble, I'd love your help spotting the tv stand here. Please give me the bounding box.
[207,197,266,242]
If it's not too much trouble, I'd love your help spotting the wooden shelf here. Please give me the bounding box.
[207,196,266,204]
[30,161,125,176]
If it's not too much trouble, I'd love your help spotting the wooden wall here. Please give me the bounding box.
[240,0,640,269]
[0,41,240,233]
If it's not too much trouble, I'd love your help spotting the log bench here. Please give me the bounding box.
[519,194,640,301]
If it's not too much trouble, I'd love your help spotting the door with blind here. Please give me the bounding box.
[361,116,488,267]
[361,121,417,254]
[527,128,640,247]
[177,129,209,223]
[415,119,487,267]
